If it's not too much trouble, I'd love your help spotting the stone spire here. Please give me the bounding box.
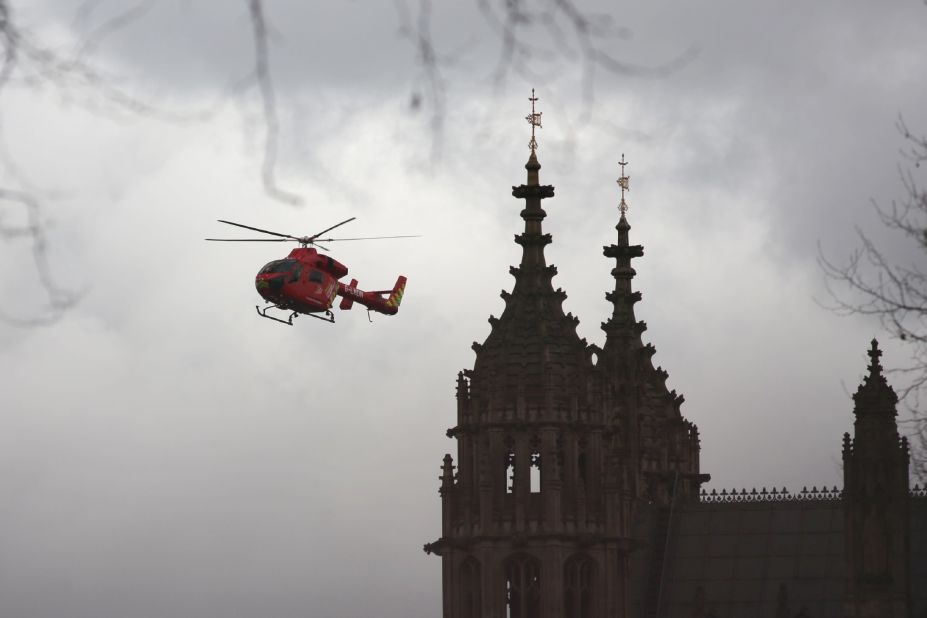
[511,87,552,274]
[602,154,646,360]
[846,338,907,464]
[842,339,911,617]
[596,155,699,505]
[852,338,899,418]
[429,117,705,618]
[469,91,588,419]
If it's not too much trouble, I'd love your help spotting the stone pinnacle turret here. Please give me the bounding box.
[468,90,588,420]
[602,154,647,361]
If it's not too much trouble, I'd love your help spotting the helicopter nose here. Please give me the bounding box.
[255,275,284,297]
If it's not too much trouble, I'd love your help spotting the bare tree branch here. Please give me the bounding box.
[0,0,676,324]
[474,0,696,120]
[396,0,448,163]
[74,0,155,63]
[0,187,81,325]
[247,0,302,205]
[820,119,927,479]
[0,0,224,325]
[0,0,306,324]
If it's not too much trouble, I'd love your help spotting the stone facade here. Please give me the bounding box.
[425,146,926,618]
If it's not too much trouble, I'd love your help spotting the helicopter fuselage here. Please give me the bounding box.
[253,247,406,322]
[206,217,411,325]
[255,248,344,313]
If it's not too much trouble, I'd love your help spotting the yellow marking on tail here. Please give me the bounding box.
[386,281,405,308]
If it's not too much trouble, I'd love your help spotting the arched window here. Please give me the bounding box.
[459,557,481,618]
[564,555,595,618]
[504,436,516,495]
[530,451,541,493]
[505,451,516,494]
[505,554,541,618]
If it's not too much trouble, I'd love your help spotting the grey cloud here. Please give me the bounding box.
[2,1,927,617]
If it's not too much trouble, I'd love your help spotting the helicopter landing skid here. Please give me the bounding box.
[255,304,335,325]
[256,304,298,326]
[306,310,335,324]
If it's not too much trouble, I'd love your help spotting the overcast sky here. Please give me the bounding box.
[1,1,926,617]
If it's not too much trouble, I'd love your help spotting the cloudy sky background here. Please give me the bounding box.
[1,1,926,616]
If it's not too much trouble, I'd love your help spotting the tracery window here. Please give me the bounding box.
[505,451,516,494]
[529,451,541,493]
[504,437,516,495]
[459,557,481,618]
[505,554,541,618]
[564,554,595,618]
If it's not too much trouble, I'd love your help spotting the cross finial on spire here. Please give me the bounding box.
[526,89,542,152]
[617,153,630,215]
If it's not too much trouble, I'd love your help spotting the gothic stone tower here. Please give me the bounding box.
[843,339,911,618]
[425,98,702,618]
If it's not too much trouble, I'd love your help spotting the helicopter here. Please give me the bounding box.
[206,217,415,325]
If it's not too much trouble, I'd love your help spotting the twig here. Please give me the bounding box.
[247,0,302,205]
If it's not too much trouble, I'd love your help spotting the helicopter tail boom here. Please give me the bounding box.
[336,275,406,316]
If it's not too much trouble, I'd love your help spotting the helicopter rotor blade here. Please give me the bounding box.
[216,220,302,241]
[205,238,294,242]
[307,217,357,242]
[311,234,422,242]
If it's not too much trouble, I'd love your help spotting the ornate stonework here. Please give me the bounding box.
[426,112,925,618]
[843,340,911,618]
[426,119,701,618]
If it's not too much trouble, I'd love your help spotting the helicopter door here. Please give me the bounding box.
[307,269,324,284]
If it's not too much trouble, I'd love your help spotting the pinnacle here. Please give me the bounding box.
[853,339,898,415]
[470,114,586,419]
[602,204,644,349]
[867,338,883,378]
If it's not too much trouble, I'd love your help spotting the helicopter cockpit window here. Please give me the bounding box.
[308,269,324,284]
[259,260,298,275]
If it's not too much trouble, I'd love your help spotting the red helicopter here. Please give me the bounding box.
[206,217,414,325]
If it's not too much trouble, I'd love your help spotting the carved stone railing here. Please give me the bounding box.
[699,484,926,503]
[699,486,843,503]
